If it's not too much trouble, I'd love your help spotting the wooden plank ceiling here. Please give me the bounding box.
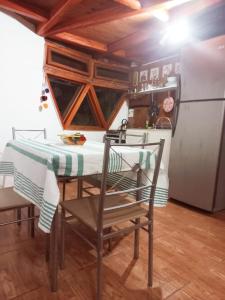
[0,0,224,63]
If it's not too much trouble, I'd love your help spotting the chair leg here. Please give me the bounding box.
[17,208,21,226]
[96,235,104,300]
[30,205,35,238]
[49,210,58,292]
[2,175,6,187]
[77,178,83,198]
[27,206,35,238]
[59,207,65,269]
[45,234,50,262]
[62,181,66,201]
[134,217,140,259]
[108,227,112,252]
[148,222,153,287]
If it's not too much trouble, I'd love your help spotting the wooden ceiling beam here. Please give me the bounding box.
[52,32,108,52]
[52,32,127,58]
[0,0,48,22]
[37,0,81,36]
[45,1,167,36]
[114,0,141,10]
[46,0,195,37]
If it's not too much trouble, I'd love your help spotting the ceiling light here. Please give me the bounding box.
[160,19,191,46]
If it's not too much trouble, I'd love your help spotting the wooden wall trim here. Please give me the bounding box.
[44,41,129,130]
[64,84,91,128]
[107,94,127,128]
[89,86,107,128]
[45,40,91,59]
[44,65,128,90]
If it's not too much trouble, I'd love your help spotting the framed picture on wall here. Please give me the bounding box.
[150,67,159,80]
[139,69,148,82]
[175,62,181,74]
[162,64,172,77]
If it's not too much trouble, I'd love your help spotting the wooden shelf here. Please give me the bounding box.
[128,85,178,98]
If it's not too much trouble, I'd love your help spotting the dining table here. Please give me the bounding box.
[0,138,169,291]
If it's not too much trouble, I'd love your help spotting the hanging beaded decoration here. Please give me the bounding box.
[39,76,49,111]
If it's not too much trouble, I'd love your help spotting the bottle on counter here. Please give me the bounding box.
[145,120,149,129]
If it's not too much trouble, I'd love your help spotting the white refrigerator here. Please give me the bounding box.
[169,35,225,211]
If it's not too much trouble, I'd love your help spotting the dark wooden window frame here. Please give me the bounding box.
[45,42,128,131]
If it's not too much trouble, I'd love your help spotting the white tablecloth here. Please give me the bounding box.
[0,139,168,233]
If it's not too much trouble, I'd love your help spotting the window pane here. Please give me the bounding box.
[95,86,123,121]
[71,95,97,126]
[96,66,129,81]
[51,51,88,73]
[48,76,83,119]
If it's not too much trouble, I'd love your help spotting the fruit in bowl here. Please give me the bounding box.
[59,133,86,145]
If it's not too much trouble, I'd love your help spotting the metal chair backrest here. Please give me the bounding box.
[97,138,165,233]
[12,127,47,140]
[125,132,147,148]
[103,132,147,146]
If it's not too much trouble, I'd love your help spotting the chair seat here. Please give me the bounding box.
[0,187,32,212]
[60,195,147,231]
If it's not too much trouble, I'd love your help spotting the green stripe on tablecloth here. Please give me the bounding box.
[112,153,116,173]
[6,142,48,167]
[28,140,73,176]
[145,151,151,170]
[139,151,144,167]
[108,153,113,173]
[119,153,122,172]
[109,151,123,173]
[16,140,61,174]
[14,170,56,232]
[43,201,57,209]
[109,152,114,173]
[0,161,14,175]
[39,202,57,231]
[77,153,83,176]
[105,173,168,206]
[47,143,86,176]
[21,139,82,177]
[14,169,44,205]
[39,214,52,229]
[41,207,55,221]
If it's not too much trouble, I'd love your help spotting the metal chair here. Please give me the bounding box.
[82,132,147,196]
[60,138,165,300]
[12,127,47,140]
[0,186,35,236]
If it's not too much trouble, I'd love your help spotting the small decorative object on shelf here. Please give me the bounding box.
[59,133,86,145]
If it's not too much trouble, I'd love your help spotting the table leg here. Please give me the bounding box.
[49,209,58,292]
[77,178,83,198]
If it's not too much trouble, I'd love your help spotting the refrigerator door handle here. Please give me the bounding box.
[172,75,181,137]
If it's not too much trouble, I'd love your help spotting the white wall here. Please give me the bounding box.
[0,13,62,152]
[0,12,128,152]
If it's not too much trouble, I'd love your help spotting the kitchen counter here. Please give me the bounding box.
[126,129,172,173]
